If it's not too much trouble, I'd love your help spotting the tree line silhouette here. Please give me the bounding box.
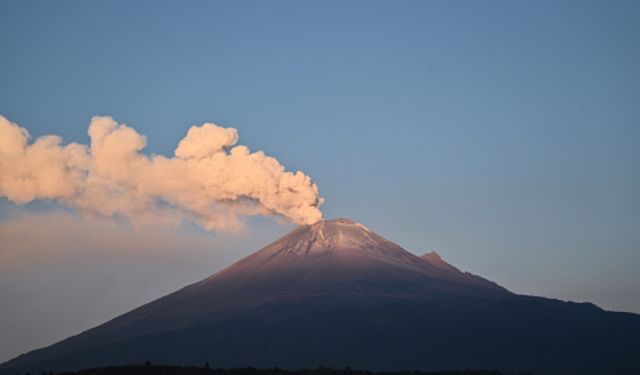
[21,364,532,375]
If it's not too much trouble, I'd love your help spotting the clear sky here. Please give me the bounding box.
[1,0,639,363]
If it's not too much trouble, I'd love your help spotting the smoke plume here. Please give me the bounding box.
[0,115,323,231]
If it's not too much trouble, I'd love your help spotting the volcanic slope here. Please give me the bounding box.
[2,219,639,375]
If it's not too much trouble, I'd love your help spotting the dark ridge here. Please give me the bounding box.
[29,365,530,375]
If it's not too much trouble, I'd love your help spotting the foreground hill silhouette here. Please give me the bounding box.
[2,219,639,375]
[39,364,527,375]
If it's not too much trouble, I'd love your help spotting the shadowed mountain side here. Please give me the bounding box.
[2,219,639,375]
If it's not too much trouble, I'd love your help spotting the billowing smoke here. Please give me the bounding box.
[0,115,323,231]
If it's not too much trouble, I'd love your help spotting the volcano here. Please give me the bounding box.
[2,218,639,375]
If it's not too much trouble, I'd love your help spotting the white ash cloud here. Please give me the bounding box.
[0,115,323,231]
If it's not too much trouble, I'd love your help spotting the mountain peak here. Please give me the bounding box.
[190,217,509,312]
[310,217,370,232]
[285,217,385,257]
[203,216,442,289]
[310,217,367,229]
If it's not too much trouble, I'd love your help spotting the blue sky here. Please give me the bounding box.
[1,0,639,361]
